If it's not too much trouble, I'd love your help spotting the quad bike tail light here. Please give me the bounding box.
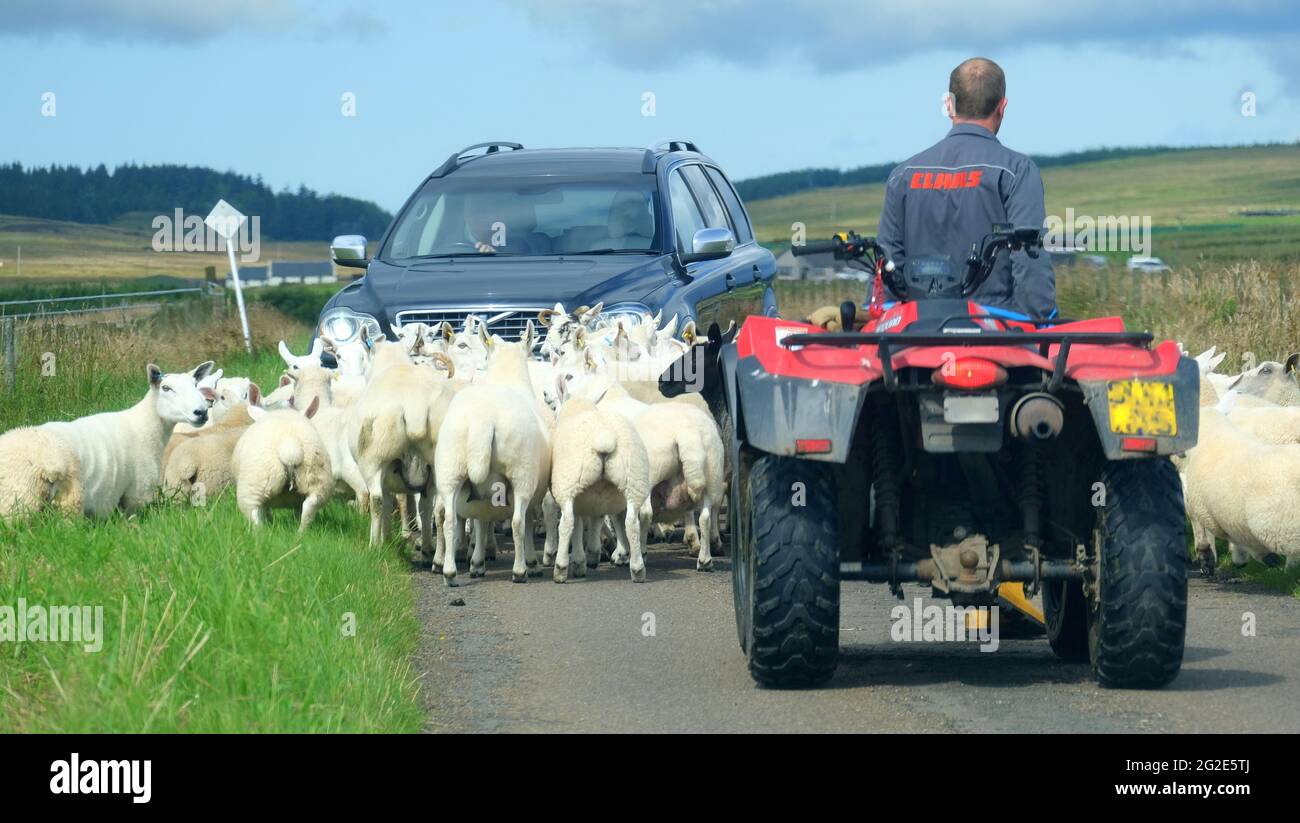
[932,357,1008,390]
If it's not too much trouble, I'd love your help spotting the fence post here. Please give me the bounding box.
[2,317,15,393]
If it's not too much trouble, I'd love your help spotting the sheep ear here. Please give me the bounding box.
[574,326,587,349]
[248,383,262,406]
[200,387,216,402]
[681,320,697,346]
[319,334,338,354]
[441,322,454,342]
[304,396,320,419]
[310,338,323,357]
[279,340,296,365]
[1287,353,1300,374]
[479,321,493,351]
[248,405,267,421]
[279,374,292,388]
[522,320,535,350]
[588,301,604,319]
[584,348,598,373]
[190,360,215,382]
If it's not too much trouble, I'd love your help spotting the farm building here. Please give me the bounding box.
[226,260,337,288]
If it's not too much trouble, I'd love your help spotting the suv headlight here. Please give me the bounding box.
[600,302,654,327]
[319,307,383,345]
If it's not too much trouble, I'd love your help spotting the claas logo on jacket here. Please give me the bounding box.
[909,169,983,190]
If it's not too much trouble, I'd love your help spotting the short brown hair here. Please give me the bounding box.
[949,58,1005,119]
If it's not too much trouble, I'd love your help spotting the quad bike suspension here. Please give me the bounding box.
[1016,445,1045,595]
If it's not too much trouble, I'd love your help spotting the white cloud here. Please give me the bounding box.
[507,0,1300,80]
[0,0,386,44]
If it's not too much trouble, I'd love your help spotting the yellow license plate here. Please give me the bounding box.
[1107,379,1177,436]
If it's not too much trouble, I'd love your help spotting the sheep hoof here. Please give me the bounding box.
[541,553,554,568]
[553,565,569,583]
[431,561,442,574]
[612,552,629,567]
[486,548,498,561]
[573,563,587,579]
[470,563,486,578]
[585,557,599,570]
[630,565,646,583]
[443,572,460,588]
[696,558,714,572]
[527,565,544,578]
[511,570,528,583]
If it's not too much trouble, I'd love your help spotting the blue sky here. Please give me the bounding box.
[1,0,1297,212]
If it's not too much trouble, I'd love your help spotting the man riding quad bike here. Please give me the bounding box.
[715,225,1197,690]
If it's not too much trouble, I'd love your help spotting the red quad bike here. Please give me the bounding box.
[717,225,1199,690]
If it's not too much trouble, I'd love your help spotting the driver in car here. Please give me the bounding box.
[877,57,1056,320]
[465,192,536,254]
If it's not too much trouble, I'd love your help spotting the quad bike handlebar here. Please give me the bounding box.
[792,224,1046,300]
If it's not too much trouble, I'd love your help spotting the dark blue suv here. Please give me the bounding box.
[318,140,777,360]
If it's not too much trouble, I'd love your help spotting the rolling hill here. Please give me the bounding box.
[744,145,1300,265]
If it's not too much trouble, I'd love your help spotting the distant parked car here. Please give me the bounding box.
[1126,255,1171,273]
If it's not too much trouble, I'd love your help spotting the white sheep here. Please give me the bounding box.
[162,404,256,497]
[1228,354,1300,405]
[288,365,369,506]
[348,329,458,557]
[434,321,553,585]
[0,426,83,519]
[34,362,213,518]
[1182,408,1300,572]
[548,397,650,582]
[232,401,334,532]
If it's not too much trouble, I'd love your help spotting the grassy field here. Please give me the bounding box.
[0,303,424,732]
[750,145,1300,265]
[0,213,334,284]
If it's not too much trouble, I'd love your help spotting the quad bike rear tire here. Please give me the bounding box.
[733,452,840,687]
[1087,457,1188,688]
[1043,579,1089,662]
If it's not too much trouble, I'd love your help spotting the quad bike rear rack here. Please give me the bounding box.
[778,329,1154,392]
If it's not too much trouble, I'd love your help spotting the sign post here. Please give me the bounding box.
[205,200,252,354]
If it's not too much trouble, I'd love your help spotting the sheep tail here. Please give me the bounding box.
[592,427,617,456]
[403,394,430,442]
[278,438,304,469]
[465,416,495,486]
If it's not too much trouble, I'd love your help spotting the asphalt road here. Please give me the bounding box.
[414,542,1300,733]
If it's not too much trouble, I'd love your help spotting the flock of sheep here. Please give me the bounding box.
[6,306,1299,585]
[0,304,724,586]
[1184,346,1300,574]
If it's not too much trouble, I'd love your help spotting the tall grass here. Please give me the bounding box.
[0,300,424,732]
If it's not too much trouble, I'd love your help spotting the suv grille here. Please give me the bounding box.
[395,307,546,346]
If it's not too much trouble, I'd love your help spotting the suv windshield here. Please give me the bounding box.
[382,173,660,260]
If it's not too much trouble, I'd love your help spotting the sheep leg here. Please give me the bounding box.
[610,514,630,566]
[400,493,418,541]
[554,498,575,583]
[1191,519,1216,576]
[432,497,446,571]
[366,475,387,548]
[683,511,701,552]
[571,514,588,578]
[299,492,327,535]
[510,491,533,583]
[619,502,646,583]
[485,522,499,561]
[470,519,488,578]
[417,493,435,563]
[542,493,560,567]
[584,515,601,570]
[441,495,462,586]
[696,500,714,572]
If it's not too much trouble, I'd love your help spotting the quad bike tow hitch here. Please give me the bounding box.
[838,535,1084,591]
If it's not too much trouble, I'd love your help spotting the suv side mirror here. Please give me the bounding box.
[331,235,369,269]
[679,227,734,265]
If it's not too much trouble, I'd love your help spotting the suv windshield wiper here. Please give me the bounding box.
[405,252,525,259]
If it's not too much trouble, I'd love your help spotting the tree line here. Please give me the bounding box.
[0,162,392,241]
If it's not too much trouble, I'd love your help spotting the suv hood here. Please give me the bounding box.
[363,254,674,318]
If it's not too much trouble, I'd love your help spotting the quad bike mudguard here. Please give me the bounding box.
[725,308,1199,462]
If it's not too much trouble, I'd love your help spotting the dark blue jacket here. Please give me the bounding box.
[877,123,1056,319]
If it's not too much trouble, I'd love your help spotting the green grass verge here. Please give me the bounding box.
[0,311,424,732]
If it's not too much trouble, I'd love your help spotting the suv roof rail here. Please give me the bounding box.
[651,139,701,154]
[432,142,524,177]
